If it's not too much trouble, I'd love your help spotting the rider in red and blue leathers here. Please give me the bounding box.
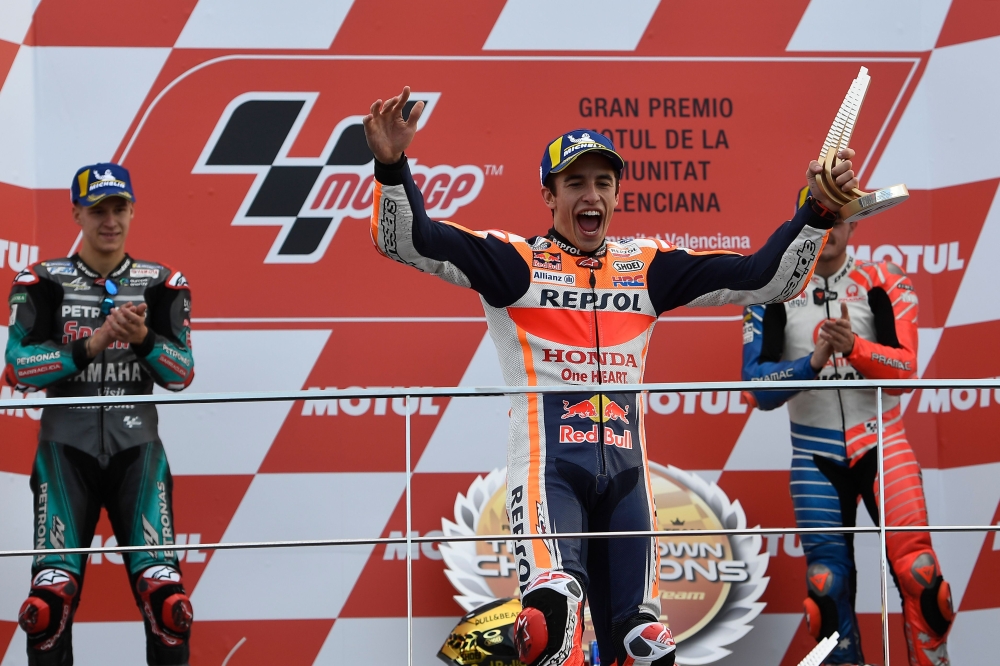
[741,190,953,666]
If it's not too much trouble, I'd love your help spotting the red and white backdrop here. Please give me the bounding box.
[1,1,999,664]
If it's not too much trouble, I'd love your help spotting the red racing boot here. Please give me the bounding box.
[514,571,584,666]
[622,621,676,666]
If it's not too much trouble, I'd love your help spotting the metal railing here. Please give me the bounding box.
[2,378,999,666]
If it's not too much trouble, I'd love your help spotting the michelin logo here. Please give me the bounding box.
[90,169,126,191]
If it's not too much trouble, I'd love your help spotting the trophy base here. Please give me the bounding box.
[838,184,909,223]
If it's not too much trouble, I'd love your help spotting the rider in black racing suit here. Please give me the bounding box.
[4,163,194,666]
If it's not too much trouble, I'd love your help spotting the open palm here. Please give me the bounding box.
[363,86,425,164]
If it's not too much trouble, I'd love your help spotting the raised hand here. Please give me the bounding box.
[806,148,859,212]
[818,302,856,354]
[362,86,425,165]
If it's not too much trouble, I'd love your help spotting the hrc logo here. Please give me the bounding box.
[612,274,645,288]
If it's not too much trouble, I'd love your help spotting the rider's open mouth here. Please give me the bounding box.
[576,210,602,236]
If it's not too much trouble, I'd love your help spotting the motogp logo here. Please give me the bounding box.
[194,92,484,264]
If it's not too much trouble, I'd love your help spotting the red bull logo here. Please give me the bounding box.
[603,400,629,424]
[558,425,633,449]
[562,399,598,419]
[532,251,563,271]
[561,395,630,424]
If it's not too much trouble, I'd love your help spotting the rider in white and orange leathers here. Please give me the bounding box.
[365,88,857,666]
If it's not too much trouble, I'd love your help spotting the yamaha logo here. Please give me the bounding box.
[440,465,769,664]
[194,92,484,264]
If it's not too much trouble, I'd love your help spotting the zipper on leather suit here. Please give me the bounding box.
[820,274,850,439]
[589,268,609,493]
[98,345,109,469]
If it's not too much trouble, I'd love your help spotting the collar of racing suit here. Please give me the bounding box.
[72,253,133,280]
[544,227,607,258]
[822,254,855,286]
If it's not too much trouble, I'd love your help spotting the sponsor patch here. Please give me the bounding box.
[48,266,77,276]
[17,362,62,378]
[532,251,562,271]
[611,274,644,288]
[609,244,642,257]
[532,270,575,286]
[743,321,754,344]
[131,268,160,279]
[612,260,644,272]
[157,354,190,378]
[66,278,91,291]
[9,292,26,304]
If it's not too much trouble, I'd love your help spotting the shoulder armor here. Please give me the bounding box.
[853,259,908,290]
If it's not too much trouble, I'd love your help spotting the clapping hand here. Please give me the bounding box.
[107,302,149,345]
[818,303,856,354]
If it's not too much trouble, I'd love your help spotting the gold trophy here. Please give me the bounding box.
[814,67,908,222]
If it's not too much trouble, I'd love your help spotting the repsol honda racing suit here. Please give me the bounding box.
[4,254,195,666]
[370,155,833,666]
[742,255,953,666]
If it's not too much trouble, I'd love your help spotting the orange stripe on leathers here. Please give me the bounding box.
[509,308,655,348]
[517,326,551,569]
[369,181,389,259]
[637,328,659,599]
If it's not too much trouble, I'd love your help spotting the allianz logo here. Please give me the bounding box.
[848,242,964,274]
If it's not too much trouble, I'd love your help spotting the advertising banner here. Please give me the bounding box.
[1,2,998,664]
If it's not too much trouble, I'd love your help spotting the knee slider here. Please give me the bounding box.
[899,551,953,637]
[136,566,192,646]
[514,572,584,666]
[19,569,79,651]
[805,562,846,641]
[623,620,676,666]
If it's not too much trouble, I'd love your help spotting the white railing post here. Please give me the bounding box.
[406,395,414,666]
[877,387,890,666]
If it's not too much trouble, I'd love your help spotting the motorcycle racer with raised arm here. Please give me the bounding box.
[4,163,194,666]
[741,188,953,666]
[365,87,858,666]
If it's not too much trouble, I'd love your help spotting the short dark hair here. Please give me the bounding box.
[544,168,620,194]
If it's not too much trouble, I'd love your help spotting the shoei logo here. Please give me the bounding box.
[439,465,769,663]
[194,92,484,264]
